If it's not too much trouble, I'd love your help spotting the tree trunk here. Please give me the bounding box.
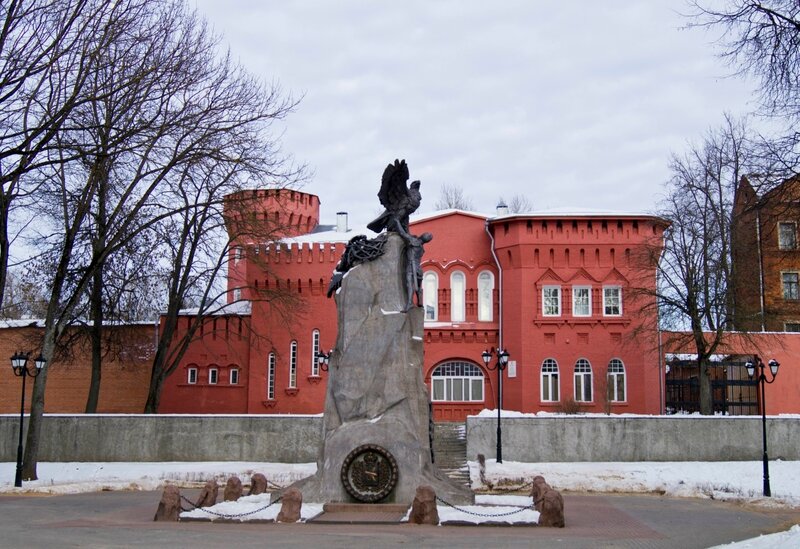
[85,270,104,413]
[698,359,713,415]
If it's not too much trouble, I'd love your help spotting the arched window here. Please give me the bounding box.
[541,359,559,402]
[423,271,438,321]
[574,359,593,402]
[267,353,276,400]
[431,361,484,402]
[477,271,494,322]
[607,359,626,402]
[451,271,466,322]
[289,341,298,388]
[311,329,320,376]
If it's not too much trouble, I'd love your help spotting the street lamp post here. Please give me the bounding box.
[10,352,46,487]
[482,347,510,463]
[745,355,780,497]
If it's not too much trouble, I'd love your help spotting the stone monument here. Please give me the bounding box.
[290,160,473,505]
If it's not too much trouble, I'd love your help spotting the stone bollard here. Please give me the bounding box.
[408,485,439,525]
[195,480,218,508]
[224,476,243,502]
[153,485,181,521]
[538,489,565,527]
[276,488,302,523]
[530,475,565,528]
[249,473,268,496]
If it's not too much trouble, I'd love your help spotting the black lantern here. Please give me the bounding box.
[745,355,780,497]
[10,351,46,487]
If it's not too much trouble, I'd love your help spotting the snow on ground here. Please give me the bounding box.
[1,459,798,536]
[470,459,800,508]
[0,461,315,495]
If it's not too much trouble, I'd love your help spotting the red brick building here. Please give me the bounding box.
[0,323,153,413]
[732,176,800,332]
[159,190,670,419]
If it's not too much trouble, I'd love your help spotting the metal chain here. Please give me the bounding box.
[435,495,538,518]
[180,494,283,519]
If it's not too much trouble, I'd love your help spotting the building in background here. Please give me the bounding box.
[159,189,671,419]
[732,175,800,332]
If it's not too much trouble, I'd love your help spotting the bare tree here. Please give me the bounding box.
[0,0,123,311]
[643,115,757,414]
[434,183,474,211]
[20,0,301,478]
[498,194,533,213]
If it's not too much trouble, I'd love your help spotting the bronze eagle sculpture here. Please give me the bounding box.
[367,159,421,236]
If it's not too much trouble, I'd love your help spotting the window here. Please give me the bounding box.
[542,286,561,316]
[779,222,798,250]
[431,361,484,402]
[785,322,800,332]
[477,271,494,322]
[423,272,438,321]
[233,246,243,263]
[267,353,276,399]
[782,272,800,300]
[311,329,320,376]
[541,359,560,402]
[574,359,592,402]
[607,359,626,402]
[230,368,239,385]
[289,341,297,388]
[450,271,466,322]
[187,367,197,384]
[603,286,622,316]
[208,368,218,385]
[572,286,591,316]
[232,287,242,302]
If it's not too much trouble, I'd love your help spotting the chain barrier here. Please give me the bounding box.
[180,494,283,519]
[435,495,541,518]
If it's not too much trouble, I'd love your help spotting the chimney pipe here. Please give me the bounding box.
[336,211,348,232]
[496,201,509,217]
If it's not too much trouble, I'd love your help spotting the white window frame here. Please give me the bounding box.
[784,322,800,332]
[229,368,239,385]
[423,271,438,321]
[430,361,484,402]
[267,353,276,400]
[782,271,800,300]
[232,287,242,302]
[778,221,798,250]
[572,286,591,317]
[607,359,626,402]
[233,246,243,264]
[311,329,320,376]
[542,286,561,317]
[450,271,466,322]
[574,359,592,402]
[603,286,622,316]
[288,341,298,388]
[187,367,197,385]
[208,368,218,385]
[477,271,494,322]
[541,358,560,402]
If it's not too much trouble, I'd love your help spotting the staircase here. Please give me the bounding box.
[432,422,470,487]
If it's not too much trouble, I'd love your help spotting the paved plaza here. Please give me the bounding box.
[0,489,797,548]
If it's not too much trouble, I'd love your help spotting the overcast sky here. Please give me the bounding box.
[193,0,758,227]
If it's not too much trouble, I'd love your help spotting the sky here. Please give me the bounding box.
[191,1,761,227]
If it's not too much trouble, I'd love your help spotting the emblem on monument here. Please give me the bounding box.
[340,444,399,502]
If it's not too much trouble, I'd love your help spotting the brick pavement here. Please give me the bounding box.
[0,490,796,548]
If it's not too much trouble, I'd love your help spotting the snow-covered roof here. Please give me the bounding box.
[178,300,252,316]
[490,206,662,220]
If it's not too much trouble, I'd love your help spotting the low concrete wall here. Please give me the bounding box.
[3,415,799,463]
[466,416,800,462]
[0,415,323,462]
